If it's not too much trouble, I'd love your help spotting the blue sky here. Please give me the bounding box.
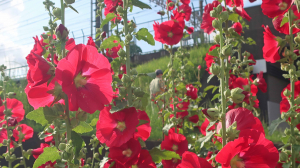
[0,0,262,69]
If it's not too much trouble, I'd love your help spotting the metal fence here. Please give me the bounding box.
[0,66,28,81]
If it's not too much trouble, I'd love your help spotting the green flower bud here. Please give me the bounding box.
[43,26,49,31]
[55,24,69,40]
[226,121,240,141]
[70,117,79,128]
[94,153,99,158]
[116,6,124,13]
[230,56,236,63]
[230,88,245,104]
[219,11,229,21]
[4,109,12,116]
[296,70,300,77]
[168,2,174,7]
[62,152,71,160]
[121,74,131,83]
[64,0,75,4]
[222,45,232,57]
[87,157,92,163]
[52,8,61,19]
[216,4,223,13]
[76,110,88,121]
[41,34,48,39]
[224,89,231,97]
[59,143,66,151]
[294,36,300,44]
[7,92,16,98]
[46,127,53,133]
[117,48,126,57]
[204,108,220,122]
[214,34,220,43]
[209,63,220,75]
[212,19,221,29]
[125,34,133,42]
[295,98,300,105]
[129,26,134,32]
[210,10,218,18]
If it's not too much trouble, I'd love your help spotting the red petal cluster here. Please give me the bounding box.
[153,20,184,45]
[106,40,122,58]
[201,0,222,34]
[205,44,220,74]
[177,151,213,168]
[186,84,198,100]
[262,0,293,18]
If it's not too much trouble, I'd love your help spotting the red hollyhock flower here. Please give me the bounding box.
[229,77,258,96]
[108,138,141,166]
[215,129,279,168]
[263,26,280,63]
[173,4,192,21]
[247,53,256,65]
[32,143,50,159]
[201,0,223,34]
[132,150,156,168]
[44,125,55,143]
[161,133,188,156]
[13,124,34,142]
[186,84,198,100]
[170,97,189,111]
[153,20,184,45]
[0,126,7,144]
[104,0,123,7]
[0,98,24,123]
[38,161,56,168]
[187,27,194,34]
[232,22,243,35]
[205,44,220,74]
[106,40,122,58]
[177,151,213,168]
[197,65,201,70]
[261,0,293,18]
[189,115,199,123]
[103,160,125,168]
[134,110,151,141]
[199,118,216,136]
[87,36,96,47]
[273,5,300,34]
[162,159,181,168]
[96,106,139,147]
[104,6,122,23]
[170,111,189,119]
[225,0,251,21]
[281,80,300,98]
[166,0,175,11]
[118,64,127,79]
[56,44,113,114]
[180,0,190,5]
[216,107,265,142]
[256,71,267,93]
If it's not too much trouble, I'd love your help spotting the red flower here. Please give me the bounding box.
[261,0,293,18]
[96,106,139,147]
[44,125,55,143]
[256,71,267,93]
[186,84,198,100]
[0,127,7,144]
[197,65,201,70]
[134,110,151,141]
[215,129,279,168]
[13,124,34,142]
[161,133,188,156]
[162,159,181,168]
[201,0,223,34]
[104,6,122,23]
[232,22,243,35]
[106,40,122,58]
[0,98,24,123]
[281,81,300,98]
[273,5,300,34]
[56,44,113,114]
[166,0,175,11]
[133,150,156,168]
[170,111,189,119]
[103,160,125,168]
[247,53,256,65]
[216,107,265,142]
[108,138,141,166]
[32,143,50,159]
[189,115,199,123]
[199,118,216,136]
[262,25,281,63]
[104,0,123,8]
[180,0,190,5]
[118,64,127,79]
[153,20,184,45]
[187,27,194,34]
[205,44,220,74]
[87,36,96,47]
[173,4,192,21]
[177,151,213,168]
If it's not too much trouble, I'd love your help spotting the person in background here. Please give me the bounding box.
[150,69,165,100]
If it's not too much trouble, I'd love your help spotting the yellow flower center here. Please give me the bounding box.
[177,103,183,108]
[132,165,138,168]
[116,121,126,132]
[279,2,288,11]
[122,149,132,157]
[172,158,178,163]
[74,73,87,88]
[230,155,245,168]
[172,145,178,151]
[168,32,173,38]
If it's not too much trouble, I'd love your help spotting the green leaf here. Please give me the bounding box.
[90,118,99,126]
[149,148,181,163]
[68,4,79,13]
[71,131,85,159]
[196,131,214,148]
[228,13,239,22]
[13,164,20,168]
[26,107,48,126]
[137,119,149,127]
[73,121,93,134]
[211,93,220,101]
[293,145,300,153]
[246,37,256,45]
[207,74,214,83]
[110,100,128,113]
[206,120,217,132]
[208,48,219,57]
[280,16,289,27]
[101,13,116,29]
[162,123,174,135]
[53,18,59,23]
[132,0,152,9]
[43,106,60,124]
[281,136,289,144]
[283,163,291,168]
[33,147,61,168]
[212,86,219,94]
[204,85,215,92]
[99,146,104,155]
[100,35,121,49]
[135,28,155,46]
[176,82,186,91]
[268,118,286,135]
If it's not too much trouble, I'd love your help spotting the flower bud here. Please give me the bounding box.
[8,117,17,127]
[76,110,88,121]
[197,65,201,70]
[230,88,245,104]
[55,24,69,40]
[216,4,223,13]
[43,26,49,31]
[94,153,99,158]
[219,11,229,21]
[7,92,16,98]
[214,34,220,44]
[296,70,300,77]
[125,34,133,42]
[157,11,165,16]
[209,63,220,75]
[212,20,221,29]
[41,34,48,39]
[295,36,300,44]
[210,10,218,18]
[168,2,174,7]
[87,157,92,163]
[64,0,75,4]
[222,45,232,57]
[279,152,288,161]
[202,108,220,122]
[230,56,236,63]
[59,143,66,151]
[4,109,12,116]
[101,31,107,39]
[116,6,124,13]
[224,89,231,97]
[52,8,61,19]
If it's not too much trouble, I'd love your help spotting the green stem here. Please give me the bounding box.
[20,144,27,168]
[3,80,12,168]
[64,95,72,142]
[123,0,132,105]
[91,147,95,167]
[288,8,296,168]
[60,0,66,58]
[219,28,227,147]
[169,46,177,133]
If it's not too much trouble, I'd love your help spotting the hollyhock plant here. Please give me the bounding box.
[56,44,113,114]
[153,20,184,45]
[161,133,188,156]
[215,129,279,168]
[173,4,192,21]
[261,0,293,18]
[12,124,34,142]
[201,0,223,34]
[134,110,151,141]
[96,106,139,147]
[189,115,199,123]
[166,0,175,11]
[273,5,300,34]
[256,71,267,93]
[0,98,25,123]
[186,84,197,100]
[177,151,213,168]
[106,40,122,58]
[108,138,141,166]
[205,44,220,74]
[232,22,243,35]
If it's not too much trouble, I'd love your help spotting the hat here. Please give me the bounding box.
[155,69,163,76]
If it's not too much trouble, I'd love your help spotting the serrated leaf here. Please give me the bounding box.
[268,118,286,135]
[208,48,219,57]
[211,93,220,101]
[137,119,149,127]
[228,13,239,22]
[162,123,174,135]
[43,106,60,123]
[149,148,181,163]
[246,37,256,45]
[33,147,60,168]
[101,13,116,29]
[100,35,121,49]
[26,108,48,126]
[207,74,214,83]
[281,136,289,144]
[71,131,85,159]
[283,74,290,79]
[68,4,79,13]
[135,28,155,46]
[111,100,128,113]
[204,85,215,91]
[73,121,93,134]
[176,82,186,91]
[90,118,99,126]
[196,131,214,148]
[132,0,152,9]
[280,16,289,27]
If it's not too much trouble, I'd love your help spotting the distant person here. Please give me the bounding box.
[150,69,165,100]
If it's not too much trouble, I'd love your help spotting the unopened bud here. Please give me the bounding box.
[210,10,218,18]
[230,88,245,104]
[280,152,289,161]
[52,8,61,19]
[94,153,99,158]
[209,63,220,75]
[43,26,49,31]
[7,92,16,98]
[212,20,221,30]
[64,0,75,4]
[214,34,220,44]
[224,89,231,97]
[125,34,133,42]
[222,45,232,57]
[216,4,223,13]
[219,11,229,21]
[295,36,300,44]
[59,143,66,151]
[116,6,124,13]
[76,110,88,121]
[203,108,220,122]
[55,24,69,40]
[8,117,17,127]
[157,11,165,16]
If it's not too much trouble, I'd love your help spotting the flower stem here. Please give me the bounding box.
[123,0,132,106]
[20,144,27,168]
[169,46,177,133]
[60,0,66,58]
[91,146,95,167]
[288,8,296,168]
[64,95,72,142]
[219,27,227,147]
